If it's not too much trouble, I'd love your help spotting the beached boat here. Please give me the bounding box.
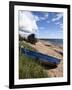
[21,48,61,66]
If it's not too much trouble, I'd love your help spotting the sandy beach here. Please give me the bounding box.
[25,40,63,77]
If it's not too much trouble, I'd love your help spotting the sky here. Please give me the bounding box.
[19,11,63,39]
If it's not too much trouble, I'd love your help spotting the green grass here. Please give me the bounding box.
[19,41,48,79]
[19,41,35,51]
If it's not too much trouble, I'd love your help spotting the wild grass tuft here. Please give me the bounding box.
[19,41,48,79]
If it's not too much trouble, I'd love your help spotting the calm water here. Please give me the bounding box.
[40,39,63,46]
[47,39,63,46]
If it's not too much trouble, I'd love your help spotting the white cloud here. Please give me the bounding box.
[44,13,48,18]
[52,13,63,22]
[40,13,48,20]
[40,17,46,20]
[34,12,49,21]
[34,15,40,21]
[39,27,45,30]
[60,23,63,29]
[19,30,31,38]
[55,21,63,29]
[55,22,61,25]
[19,11,38,35]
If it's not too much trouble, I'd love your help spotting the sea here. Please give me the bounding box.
[47,39,63,46]
[40,39,63,46]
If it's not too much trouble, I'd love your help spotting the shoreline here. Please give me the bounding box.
[39,39,63,48]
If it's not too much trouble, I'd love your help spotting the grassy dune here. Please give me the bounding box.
[19,41,48,79]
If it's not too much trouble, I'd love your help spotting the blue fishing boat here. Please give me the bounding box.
[21,48,61,66]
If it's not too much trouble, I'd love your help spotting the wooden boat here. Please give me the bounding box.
[21,48,61,66]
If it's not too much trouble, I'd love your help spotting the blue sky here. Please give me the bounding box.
[19,11,63,39]
[32,11,63,39]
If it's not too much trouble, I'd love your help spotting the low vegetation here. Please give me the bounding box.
[19,41,48,79]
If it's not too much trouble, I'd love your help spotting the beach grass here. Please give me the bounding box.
[19,41,48,79]
[19,41,35,51]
